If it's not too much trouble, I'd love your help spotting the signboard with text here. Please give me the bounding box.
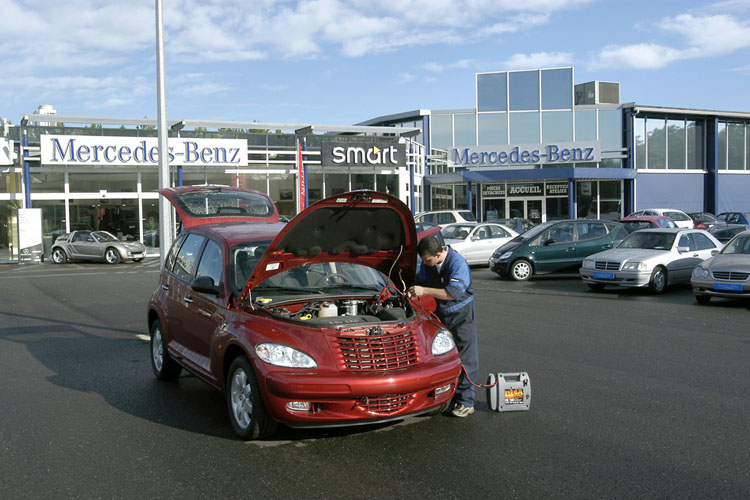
[452,141,600,167]
[18,208,43,263]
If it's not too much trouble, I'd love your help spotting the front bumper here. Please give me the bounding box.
[260,357,462,426]
[488,257,509,276]
[580,268,651,288]
[691,278,750,299]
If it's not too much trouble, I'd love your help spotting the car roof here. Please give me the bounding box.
[620,215,671,222]
[184,221,287,248]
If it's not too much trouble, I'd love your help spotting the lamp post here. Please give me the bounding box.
[155,0,172,268]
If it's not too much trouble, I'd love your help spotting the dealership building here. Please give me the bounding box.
[2,66,750,262]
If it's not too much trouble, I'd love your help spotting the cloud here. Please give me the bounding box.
[421,59,480,73]
[504,51,575,69]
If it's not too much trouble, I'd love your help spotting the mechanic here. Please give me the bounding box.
[407,235,478,418]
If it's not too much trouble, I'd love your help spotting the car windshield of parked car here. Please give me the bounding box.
[442,224,474,240]
[92,231,119,242]
[173,189,276,218]
[721,235,750,255]
[617,232,676,250]
[254,262,388,295]
[664,211,691,222]
[622,221,656,233]
[459,211,477,222]
[515,221,555,241]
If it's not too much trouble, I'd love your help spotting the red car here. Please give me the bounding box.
[148,186,461,439]
[619,215,677,233]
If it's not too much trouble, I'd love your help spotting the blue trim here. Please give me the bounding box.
[705,116,718,214]
[424,166,635,185]
[467,181,473,212]
[568,179,575,218]
[177,166,183,186]
[22,128,31,208]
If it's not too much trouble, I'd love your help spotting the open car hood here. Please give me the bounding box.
[159,185,279,229]
[240,190,418,301]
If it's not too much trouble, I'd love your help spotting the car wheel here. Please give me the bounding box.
[587,283,605,291]
[226,356,276,440]
[150,319,182,380]
[695,295,711,304]
[510,260,532,281]
[51,248,67,264]
[105,248,121,264]
[649,266,667,294]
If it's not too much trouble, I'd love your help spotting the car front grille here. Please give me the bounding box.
[594,261,620,271]
[359,393,413,414]
[712,271,750,281]
[332,330,419,371]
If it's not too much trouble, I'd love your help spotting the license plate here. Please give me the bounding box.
[714,282,743,291]
[593,271,614,279]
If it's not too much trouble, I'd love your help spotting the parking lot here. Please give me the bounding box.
[1,259,748,499]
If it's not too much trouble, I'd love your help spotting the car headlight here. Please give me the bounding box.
[582,258,595,269]
[498,251,513,260]
[431,329,456,356]
[621,261,648,271]
[692,267,710,279]
[255,343,317,368]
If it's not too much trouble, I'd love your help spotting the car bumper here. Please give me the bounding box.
[260,357,462,426]
[691,279,750,299]
[580,268,652,288]
[488,257,509,276]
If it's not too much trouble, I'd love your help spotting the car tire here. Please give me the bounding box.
[150,319,182,381]
[695,295,711,304]
[105,248,121,264]
[226,356,276,440]
[509,259,532,281]
[51,248,67,264]
[587,283,605,291]
[649,266,667,294]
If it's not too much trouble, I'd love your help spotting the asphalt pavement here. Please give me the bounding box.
[1,259,748,499]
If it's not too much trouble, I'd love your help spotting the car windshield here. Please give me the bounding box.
[516,221,555,240]
[92,231,119,242]
[617,232,676,250]
[458,211,477,222]
[172,189,276,218]
[622,221,655,233]
[692,213,717,222]
[255,262,387,296]
[442,225,474,240]
[721,235,750,255]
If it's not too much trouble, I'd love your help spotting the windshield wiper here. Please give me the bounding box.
[254,286,324,294]
[320,284,381,291]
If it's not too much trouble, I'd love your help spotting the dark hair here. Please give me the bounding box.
[417,235,443,257]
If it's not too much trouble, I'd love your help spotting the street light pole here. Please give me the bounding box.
[155,0,172,268]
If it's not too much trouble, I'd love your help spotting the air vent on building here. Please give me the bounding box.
[574,81,620,105]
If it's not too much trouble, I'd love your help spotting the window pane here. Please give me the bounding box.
[728,122,744,170]
[687,120,704,170]
[70,171,137,192]
[667,119,686,169]
[207,170,235,186]
[577,181,598,219]
[576,110,597,142]
[325,173,349,197]
[352,170,374,190]
[431,114,453,149]
[647,118,666,169]
[29,171,64,192]
[477,72,507,112]
[509,70,539,111]
[478,113,508,145]
[635,116,646,169]
[542,111,573,143]
[718,122,727,170]
[174,233,206,281]
[181,168,206,186]
[196,239,223,287]
[598,109,622,153]
[599,181,622,220]
[541,68,572,110]
[510,112,540,144]
[269,173,295,218]
[454,114,476,147]
[376,173,399,198]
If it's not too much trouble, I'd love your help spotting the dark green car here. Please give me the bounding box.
[489,219,628,281]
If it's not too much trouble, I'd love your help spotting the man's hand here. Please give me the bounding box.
[407,285,425,298]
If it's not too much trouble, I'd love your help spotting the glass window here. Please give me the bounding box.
[207,170,236,186]
[307,172,323,203]
[35,200,66,258]
[510,112,540,144]
[509,70,539,111]
[647,118,666,169]
[196,239,223,288]
[1,171,22,194]
[237,172,267,192]
[166,232,188,272]
[478,113,508,145]
[173,233,206,281]
[269,173,295,218]
[728,122,745,170]
[687,120,704,170]
[375,173,398,198]
[180,168,206,186]
[576,110,597,142]
[541,222,574,244]
[693,232,717,250]
[667,119,686,169]
[541,68,572,110]
[430,114,453,149]
[542,111,573,143]
[477,72,507,112]
[634,116,646,169]
[0,200,21,261]
[29,171,64,192]
[142,199,159,248]
[352,170,375,190]
[140,169,158,192]
[678,234,696,252]
[546,197,569,221]
[325,172,349,198]
[599,181,622,220]
[599,109,622,168]
[718,122,727,170]
[577,181,597,219]
[576,222,608,241]
[454,184,469,210]
[69,171,136,192]
[489,225,511,238]
[454,114,476,147]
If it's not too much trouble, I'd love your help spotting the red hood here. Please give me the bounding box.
[240,190,417,302]
[158,185,279,229]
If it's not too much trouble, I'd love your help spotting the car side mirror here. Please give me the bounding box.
[677,246,690,253]
[471,235,480,241]
[191,276,221,295]
[711,249,719,256]
[544,239,555,246]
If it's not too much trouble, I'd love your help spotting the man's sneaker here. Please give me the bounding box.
[451,403,475,418]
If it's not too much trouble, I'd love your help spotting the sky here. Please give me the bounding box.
[1,0,749,127]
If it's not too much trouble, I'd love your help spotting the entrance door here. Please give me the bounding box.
[507,198,544,225]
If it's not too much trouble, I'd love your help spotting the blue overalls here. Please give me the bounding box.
[414,246,479,408]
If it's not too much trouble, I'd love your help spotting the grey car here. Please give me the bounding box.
[50,230,146,264]
[580,228,722,293]
[691,231,750,304]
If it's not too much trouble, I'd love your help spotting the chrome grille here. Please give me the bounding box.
[333,330,419,371]
[712,271,750,281]
[360,393,413,414]
[595,261,620,271]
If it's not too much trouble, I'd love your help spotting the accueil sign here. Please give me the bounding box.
[41,135,248,166]
[452,141,600,167]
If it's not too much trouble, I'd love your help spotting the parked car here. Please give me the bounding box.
[50,230,146,264]
[709,224,750,243]
[716,212,750,225]
[148,187,462,440]
[415,209,477,228]
[441,222,518,265]
[628,208,694,228]
[619,215,677,233]
[486,217,536,234]
[489,219,628,281]
[687,212,723,230]
[580,228,722,294]
[691,231,750,304]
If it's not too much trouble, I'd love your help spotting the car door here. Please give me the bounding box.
[575,222,615,262]
[485,224,514,262]
[531,222,577,273]
[462,225,488,264]
[668,232,704,281]
[69,231,100,258]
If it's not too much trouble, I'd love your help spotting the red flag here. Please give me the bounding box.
[297,139,306,213]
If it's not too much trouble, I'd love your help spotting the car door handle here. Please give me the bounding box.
[602,244,612,249]
[161,284,169,291]
[566,247,575,252]
[198,309,212,318]
[183,296,194,304]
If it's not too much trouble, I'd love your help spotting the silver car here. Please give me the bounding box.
[580,228,722,294]
[50,230,146,264]
[691,231,750,304]
[441,222,518,265]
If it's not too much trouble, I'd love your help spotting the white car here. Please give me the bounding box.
[441,222,518,265]
[580,228,722,293]
[628,208,693,229]
[415,209,477,228]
